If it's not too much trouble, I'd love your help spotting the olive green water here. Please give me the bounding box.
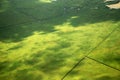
[0,0,120,80]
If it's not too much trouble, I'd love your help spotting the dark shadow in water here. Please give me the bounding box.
[0,0,120,42]
[0,61,10,73]
[96,75,120,80]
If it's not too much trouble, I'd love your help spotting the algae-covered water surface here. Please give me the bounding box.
[0,0,120,80]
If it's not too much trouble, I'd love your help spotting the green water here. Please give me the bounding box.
[0,0,120,80]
